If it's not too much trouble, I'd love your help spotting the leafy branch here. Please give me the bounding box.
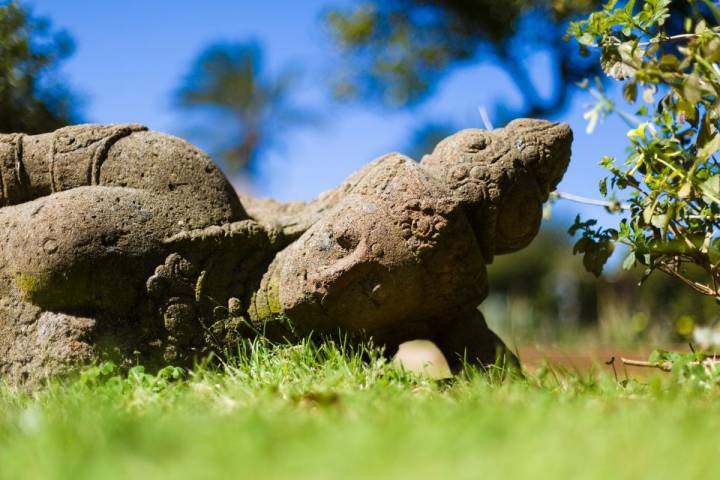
[567,0,720,301]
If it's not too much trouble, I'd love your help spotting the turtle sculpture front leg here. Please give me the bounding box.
[432,308,513,371]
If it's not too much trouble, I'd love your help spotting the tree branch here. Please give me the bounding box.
[621,357,673,371]
[622,356,720,372]
[657,263,718,296]
[551,191,630,211]
[585,32,706,48]
[552,190,719,221]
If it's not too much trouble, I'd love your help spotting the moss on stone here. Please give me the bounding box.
[249,275,283,323]
[14,273,47,299]
[266,275,282,315]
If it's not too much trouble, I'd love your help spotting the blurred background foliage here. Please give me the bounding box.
[173,42,315,175]
[325,0,602,117]
[485,223,719,346]
[0,2,81,133]
[326,0,604,152]
[326,0,708,162]
[2,0,718,346]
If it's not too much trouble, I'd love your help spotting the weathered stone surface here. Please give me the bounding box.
[0,119,572,386]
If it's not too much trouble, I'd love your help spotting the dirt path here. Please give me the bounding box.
[394,341,685,379]
[518,344,666,377]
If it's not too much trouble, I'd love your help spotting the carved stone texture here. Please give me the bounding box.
[0,119,572,387]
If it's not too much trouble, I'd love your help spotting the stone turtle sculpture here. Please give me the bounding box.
[0,119,571,386]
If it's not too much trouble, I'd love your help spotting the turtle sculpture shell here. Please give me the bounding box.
[0,120,572,386]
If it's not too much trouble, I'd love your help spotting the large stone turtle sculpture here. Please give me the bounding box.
[0,119,571,386]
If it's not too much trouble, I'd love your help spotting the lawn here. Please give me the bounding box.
[0,340,718,480]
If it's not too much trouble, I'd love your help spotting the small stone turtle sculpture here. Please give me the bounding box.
[0,119,571,386]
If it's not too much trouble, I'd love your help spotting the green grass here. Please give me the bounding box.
[1,340,719,480]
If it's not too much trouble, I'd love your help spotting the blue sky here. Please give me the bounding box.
[32,0,633,226]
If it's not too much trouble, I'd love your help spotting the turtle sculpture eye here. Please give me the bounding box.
[335,226,360,252]
[520,142,541,164]
[465,137,489,153]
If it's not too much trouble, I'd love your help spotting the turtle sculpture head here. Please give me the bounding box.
[421,118,572,260]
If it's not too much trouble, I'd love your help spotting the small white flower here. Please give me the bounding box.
[693,326,720,349]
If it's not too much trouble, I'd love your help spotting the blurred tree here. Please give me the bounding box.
[175,42,312,175]
[486,223,719,344]
[327,1,702,159]
[485,224,600,341]
[0,1,81,133]
[326,0,602,122]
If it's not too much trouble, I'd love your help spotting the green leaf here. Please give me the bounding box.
[627,122,649,141]
[700,174,720,201]
[682,75,704,104]
[642,202,655,224]
[698,135,720,160]
[678,181,693,199]
[657,53,679,71]
[601,42,642,80]
[650,213,667,229]
[582,238,615,277]
[99,361,116,375]
[623,81,637,103]
[577,32,596,46]
[624,0,636,15]
[622,251,636,270]
[696,112,714,148]
[568,215,597,236]
[649,349,670,363]
[573,236,592,254]
[599,177,608,196]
